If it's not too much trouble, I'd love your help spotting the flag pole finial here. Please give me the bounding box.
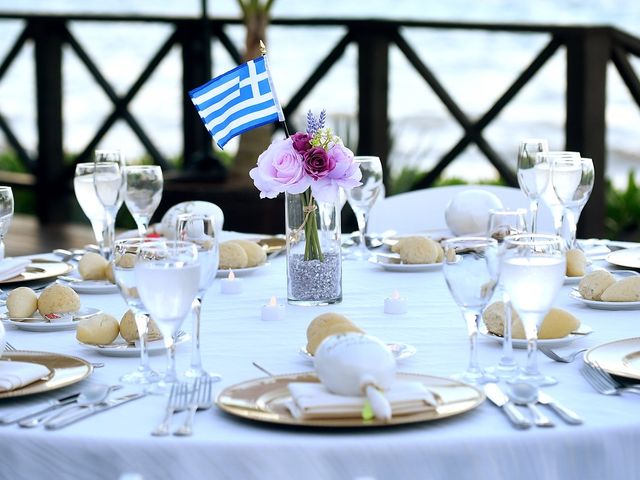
[259,40,267,56]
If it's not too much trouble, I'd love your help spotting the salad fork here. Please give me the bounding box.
[538,346,587,363]
[580,362,640,396]
[173,376,214,436]
[151,382,189,436]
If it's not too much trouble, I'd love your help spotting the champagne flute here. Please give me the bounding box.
[501,234,565,386]
[485,208,527,378]
[0,187,13,260]
[135,240,200,392]
[555,157,594,249]
[345,156,383,260]
[516,139,548,233]
[176,213,220,380]
[442,237,500,384]
[124,165,163,236]
[112,238,161,385]
[94,150,125,259]
[74,163,108,253]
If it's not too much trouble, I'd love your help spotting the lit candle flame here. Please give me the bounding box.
[391,290,401,300]
[228,270,235,281]
[268,295,277,307]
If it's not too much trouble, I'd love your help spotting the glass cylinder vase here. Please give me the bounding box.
[285,190,342,306]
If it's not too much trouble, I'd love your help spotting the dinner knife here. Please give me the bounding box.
[0,392,80,425]
[537,391,583,425]
[483,383,531,429]
[44,392,146,430]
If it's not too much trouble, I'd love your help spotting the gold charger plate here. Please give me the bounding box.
[216,372,484,428]
[584,337,640,381]
[0,260,73,285]
[0,351,92,399]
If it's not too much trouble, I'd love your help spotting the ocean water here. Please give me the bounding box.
[0,0,638,186]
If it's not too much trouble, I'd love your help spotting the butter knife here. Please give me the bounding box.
[44,393,146,430]
[0,392,80,425]
[537,391,582,425]
[484,383,531,429]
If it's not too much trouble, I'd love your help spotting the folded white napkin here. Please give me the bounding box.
[287,381,438,420]
[0,258,30,282]
[0,360,51,392]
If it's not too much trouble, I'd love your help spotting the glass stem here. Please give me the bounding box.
[529,199,539,234]
[134,312,151,373]
[499,292,517,367]
[463,309,481,374]
[164,336,178,384]
[524,336,540,377]
[135,217,150,237]
[102,211,116,260]
[190,296,203,373]
[565,208,578,249]
[355,211,368,257]
[0,239,5,261]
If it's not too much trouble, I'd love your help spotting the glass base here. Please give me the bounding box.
[507,371,557,387]
[451,369,498,385]
[287,297,342,306]
[486,358,520,380]
[120,367,161,385]
[183,367,222,382]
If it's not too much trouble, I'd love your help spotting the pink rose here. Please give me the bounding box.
[310,143,362,202]
[303,147,335,180]
[291,132,312,153]
[249,138,310,198]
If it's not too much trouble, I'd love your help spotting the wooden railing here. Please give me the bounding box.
[0,13,639,235]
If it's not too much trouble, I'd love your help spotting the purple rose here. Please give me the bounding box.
[249,138,310,198]
[311,144,362,202]
[303,147,335,180]
[291,132,312,153]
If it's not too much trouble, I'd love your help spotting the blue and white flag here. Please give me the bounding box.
[189,56,284,149]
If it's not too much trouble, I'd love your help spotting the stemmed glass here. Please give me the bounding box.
[176,213,220,380]
[553,157,594,249]
[124,165,163,236]
[345,156,383,260]
[0,187,14,260]
[135,240,201,392]
[112,238,161,385]
[442,237,500,384]
[516,139,548,233]
[74,163,108,253]
[500,234,565,386]
[93,150,126,259]
[485,208,527,378]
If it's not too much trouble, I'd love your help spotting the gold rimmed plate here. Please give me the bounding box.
[584,337,640,381]
[0,351,92,399]
[216,372,483,428]
[0,260,73,285]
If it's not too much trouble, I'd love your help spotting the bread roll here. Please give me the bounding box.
[37,284,81,315]
[78,252,109,280]
[6,287,38,318]
[76,313,120,345]
[119,309,162,343]
[306,312,364,355]
[232,240,267,267]
[566,249,587,277]
[219,241,249,269]
[104,263,115,284]
[483,301,580,339]
[578,270,616,300]
[391,236,443,264]
[600,276,640,302]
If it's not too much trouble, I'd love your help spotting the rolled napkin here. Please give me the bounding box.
[287,381,438,420]
[0,258,30,282]
[0,360,50,392]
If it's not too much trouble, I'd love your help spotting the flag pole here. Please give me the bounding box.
[260,40,291,139]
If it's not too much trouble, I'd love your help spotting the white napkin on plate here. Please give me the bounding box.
[0,258,31,282]
[287,381,438,420]
[0,360,51,392]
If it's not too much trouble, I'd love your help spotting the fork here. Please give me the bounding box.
[4,342,16,352]
[173,376,214,436]
[539,346,587,363]
[151,382,190,436]
[580,362,640,396]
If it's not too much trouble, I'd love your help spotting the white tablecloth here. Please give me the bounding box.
[1,243,639,480]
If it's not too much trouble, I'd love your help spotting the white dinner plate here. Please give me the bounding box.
[4,307,101,332]
[299,342,417,363]
[368,255,442,272]
[78,331,190,357]
[57,271,119,294]
[216,263,269,278]
[565,268,638,285]
[480,324,593,349]
[605,246,640,270]
[569,290,640,310]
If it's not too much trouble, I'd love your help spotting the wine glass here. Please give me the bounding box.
[94,150,126,259]
[555,157,594,249]
[135,240,200,392]
[442,237,500,384]
[501,234,565,386]
[516,139,548,233]
[176,213,220,381]
[74,163,108,253]
[485,208,527,378]
[345,156,383,260]
[112,238,161,385]
[0,187,14,260]
[124,165,163,236]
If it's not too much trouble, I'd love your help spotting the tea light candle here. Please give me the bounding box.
[220,270,242,294]
[384,290,407,315]
[261,295,284,321]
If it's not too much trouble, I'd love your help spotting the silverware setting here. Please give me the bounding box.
[484,383,531,429]
[173,376,215,437]
[539,346,588,363]
[581,362,640,396]
[537,391,583,425]
[509,384,554,427]
[151,382,190,436]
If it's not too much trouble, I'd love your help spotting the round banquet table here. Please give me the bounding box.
[1,238,639,480]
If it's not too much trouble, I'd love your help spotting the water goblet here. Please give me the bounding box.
[516,139,548,233]
[74,163,108,253]
[501,234,566,386]
[94,149,126,259]
[442,237,500,384]
[345,156,383,260]
[554,157,594,249]
[0,187,14,260]
[124,165,163,236]
[135,240,200,393]
[112,238,161,385]
[176,213,220,381]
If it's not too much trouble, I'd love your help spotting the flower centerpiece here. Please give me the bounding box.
[250,111,361,305]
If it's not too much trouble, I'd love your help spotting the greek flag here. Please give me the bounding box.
[189,56,284,149]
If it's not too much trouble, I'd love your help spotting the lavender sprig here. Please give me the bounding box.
[306,109,327,137]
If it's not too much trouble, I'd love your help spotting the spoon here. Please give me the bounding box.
[509,383,554,428]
